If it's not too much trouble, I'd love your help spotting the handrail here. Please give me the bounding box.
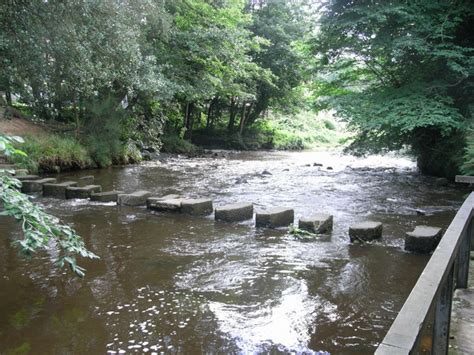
[376,192,474,354]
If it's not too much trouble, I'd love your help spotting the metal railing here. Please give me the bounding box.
[376,192,474,354]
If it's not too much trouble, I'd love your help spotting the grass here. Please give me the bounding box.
[11,133,93,173]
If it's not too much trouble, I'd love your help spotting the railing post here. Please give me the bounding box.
[432,266,454,355]
[456,219,472,289]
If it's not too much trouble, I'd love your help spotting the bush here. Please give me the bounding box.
[161,134,201,155]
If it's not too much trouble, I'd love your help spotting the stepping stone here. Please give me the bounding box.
[90,190,124,203]
[21,178,57,193]
[66,185,102,199]
[215,203,253,222]
[117,190,152,206]
[43,181,78,198]
[14,169,29,176]
[405,226,442,253]
[16,175,40,181]
[181,198,213,215]
[255,207,294,228]
[147,197,183,212]
[349,221,383,242]
[298,214,333,234]
[78,175,95,186]
[0,164,17,170]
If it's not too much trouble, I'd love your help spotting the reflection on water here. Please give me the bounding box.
[0,150,466,354]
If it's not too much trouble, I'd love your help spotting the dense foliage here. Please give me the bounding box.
[1,0,473,177]
[313,0,474,177]
[0,135,98,276]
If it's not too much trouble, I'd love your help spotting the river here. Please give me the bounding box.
[0,150,466,354]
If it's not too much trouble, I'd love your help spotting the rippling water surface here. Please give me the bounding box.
[0,150,466,354]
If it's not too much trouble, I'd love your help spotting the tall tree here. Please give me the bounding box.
[314,0,474,177]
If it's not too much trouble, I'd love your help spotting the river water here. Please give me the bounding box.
[0,150,466,354]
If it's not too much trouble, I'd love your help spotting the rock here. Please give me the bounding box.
[298,214,333,234]
[304,164,311,167]
[16,175,40,181]
[235,177,248,184]
[90,190,124,203]
[405,226,443,253]
[261,170,272,175]
[215,203,253,222]
[313,163,323,167]
[66,185,102,199]
[434,177,449,187]
[14,169,29,176]
[349,221,383,242]
[181,198,214,215]
[147,197,183,212]
[255,207,294,228]
[78,175,95,187]
[327,166,333,170]
[43,181,78,199]
[282,168,290,172]
[117,190,152,206]
[21,178,57,193]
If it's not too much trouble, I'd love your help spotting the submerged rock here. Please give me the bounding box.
[349,221,383,242]
[78,175,95,187]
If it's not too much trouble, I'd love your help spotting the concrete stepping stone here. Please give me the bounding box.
[255,207,294,228]
[78,175,95,187]
[90,190,124,203]
[298,214,333,234]
[66,185,102,199]
[14,169,29,176]
[215,203,253,222]
[181,198,213,215]
[21,178,57,193]
[16,175,40,181]
[43,181,78,199]
[405,225,442,253]
[349,221,383,242]
[147,197,183,212]
[0,164,17,170]
[117,190,152,206]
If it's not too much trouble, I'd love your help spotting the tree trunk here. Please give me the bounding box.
[228,96,236,133]
[5,91,12,106]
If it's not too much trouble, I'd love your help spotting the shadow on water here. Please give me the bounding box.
[0,150,467,353]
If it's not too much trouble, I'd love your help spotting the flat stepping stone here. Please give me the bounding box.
[78,175,95,186]
[16,175,40,181]
[181,198,213,215]
[21,178,57,193]
[255,207,294,228]
[349,221,383,242]
[14,169,29,176]
[117,190,152,206]
[43,181,78,199]
[147,197,183,212]
[215,203,253,222]
[66,185,102,199]
[405,225,442,253]
[90,190,124,203]
[298,214,333,234]
[0,164,17,170]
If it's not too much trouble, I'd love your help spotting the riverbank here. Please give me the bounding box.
[1,110,349,174]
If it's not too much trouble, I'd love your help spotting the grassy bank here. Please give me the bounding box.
[10,131,144,174]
